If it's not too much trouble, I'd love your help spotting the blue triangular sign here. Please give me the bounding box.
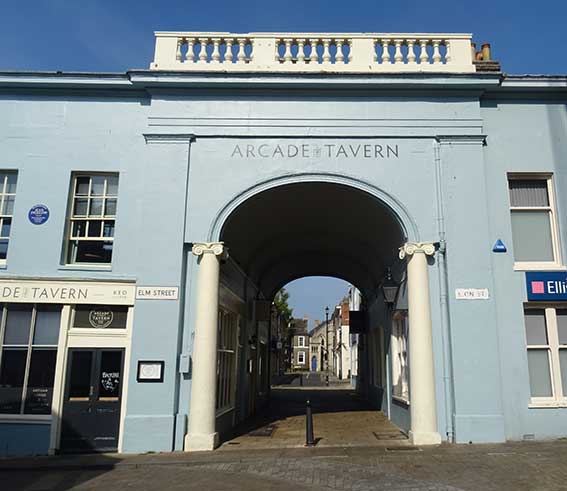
[493,239,507,253]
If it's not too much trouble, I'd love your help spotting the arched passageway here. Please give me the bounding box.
[186,180,441,451]
[220,182,406,301]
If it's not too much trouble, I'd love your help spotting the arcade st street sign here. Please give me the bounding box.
[526,272,567,301]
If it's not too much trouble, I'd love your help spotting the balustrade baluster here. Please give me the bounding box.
[151,32,476,73]
[199,38,209,63]
[186,38,195,62]
[237,38,246,64]
[275,40,281,63]
[419,39,429,64]
[444,40,451,63]
[296,39,306,63]
[176,38,183,61]
[335,39,344,63]
[225,38,234,63]
[211,38,221,63]
[381,39,391,64]
[407,39,416,64]
[310,39,319,64]
[283,39,293,63]
[394,39,403,63]
[432,40,442,64]
[322,39,331,64]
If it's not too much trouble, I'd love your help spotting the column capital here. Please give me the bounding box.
[399,242,436,259]
[192,242,228,259]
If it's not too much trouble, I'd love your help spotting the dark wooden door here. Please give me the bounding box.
[60,348,124,453]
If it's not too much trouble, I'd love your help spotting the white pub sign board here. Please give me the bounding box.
[136,286,179,300]
[0,280,135,305]
[455,288,490,300]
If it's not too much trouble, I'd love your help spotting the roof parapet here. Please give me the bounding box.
[150,32,477,74]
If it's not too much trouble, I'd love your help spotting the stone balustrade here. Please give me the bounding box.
[150,32,476,73]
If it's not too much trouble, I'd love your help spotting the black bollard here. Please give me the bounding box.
[300,374,303,387]
[325,374,329,386]
[305,400,315,446]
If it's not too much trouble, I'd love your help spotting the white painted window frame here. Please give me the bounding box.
[525,304,567,408]
[509,174,563,271]
[298,351,305,365]
[391,312,409,404]
[65,173,119,266]
[0,172,16,266]
[216,307,238,416]
[0,304,61,417]
[298,335,306,347]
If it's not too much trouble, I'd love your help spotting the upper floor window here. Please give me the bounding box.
[298,335,306,347]
[508,175,561,268]
[0,172,17,263]
[67,174,118,265]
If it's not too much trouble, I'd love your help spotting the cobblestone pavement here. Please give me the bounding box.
[219,378,408,449]
[3,440,567,490]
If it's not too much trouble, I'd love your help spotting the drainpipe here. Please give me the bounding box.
[434,141,456,442]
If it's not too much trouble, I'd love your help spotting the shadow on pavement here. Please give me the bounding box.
[221,372,372,444]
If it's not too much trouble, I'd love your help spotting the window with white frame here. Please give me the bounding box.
[0,172,17,263]
[67,174,119,265]
[391,312,409,403]
[0,304,62,414]
[508,176,561,267]
[298,351,305,364]
[524,307,567,405]
[298,335,306,347]
[216,309,238,413]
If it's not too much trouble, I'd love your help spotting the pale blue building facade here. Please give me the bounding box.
[0,32,566,456]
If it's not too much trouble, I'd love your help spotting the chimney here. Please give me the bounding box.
[473,41,500,72]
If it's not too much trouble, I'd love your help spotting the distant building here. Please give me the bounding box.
[309,318,334,373]
[290,317,309,370]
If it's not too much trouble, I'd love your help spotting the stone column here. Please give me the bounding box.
[399,242,442,445]
[185,242,228,452]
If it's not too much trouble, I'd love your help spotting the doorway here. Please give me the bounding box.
[60,348,124,453]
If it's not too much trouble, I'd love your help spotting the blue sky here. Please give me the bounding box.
[2,1,564,326]
[285,277,351,330]
[1,0,566,74]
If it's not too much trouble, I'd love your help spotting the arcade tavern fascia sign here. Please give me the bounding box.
[230,142,400,160]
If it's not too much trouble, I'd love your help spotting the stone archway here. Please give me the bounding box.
[185,178,441,450]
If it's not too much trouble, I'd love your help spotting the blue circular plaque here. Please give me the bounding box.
[28,204,50,225]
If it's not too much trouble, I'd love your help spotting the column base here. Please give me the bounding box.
[409,430,442,446]
[184,432,219,452]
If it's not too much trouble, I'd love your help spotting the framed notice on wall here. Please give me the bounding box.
[137,360,165,383]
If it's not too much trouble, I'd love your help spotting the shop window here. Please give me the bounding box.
[66,174,119,265]
[524,307,567,405]
[508,176,561,268]
[392,312,409,403]
[0,172,17,263]
[73,305,128,329]
[216,309,238,414]
[0,304,62,414]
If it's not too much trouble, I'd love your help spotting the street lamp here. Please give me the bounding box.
[382,268,399,307]
[325,306,330,385]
